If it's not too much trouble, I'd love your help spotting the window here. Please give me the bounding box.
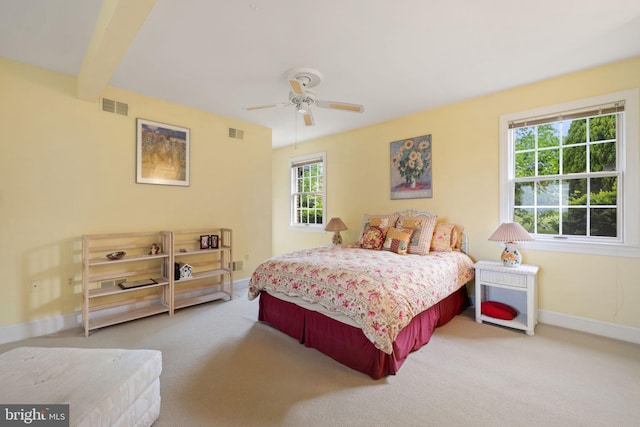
[290,153,326,230]
[499,90,639,256]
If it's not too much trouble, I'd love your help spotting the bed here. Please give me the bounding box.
[248,210,474,379]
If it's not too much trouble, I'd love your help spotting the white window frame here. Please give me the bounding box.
[289,152,326,232]
[499,89,640,257]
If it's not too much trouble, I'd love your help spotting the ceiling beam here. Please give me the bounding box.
[77,0,157,101]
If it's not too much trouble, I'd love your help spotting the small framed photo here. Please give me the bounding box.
[200,235,210,250]
[209,235,219,249]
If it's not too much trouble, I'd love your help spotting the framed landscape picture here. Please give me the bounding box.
[136,118,190,186]
[390,134,433,199]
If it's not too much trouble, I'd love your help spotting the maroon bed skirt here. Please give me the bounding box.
[258,285,469,379]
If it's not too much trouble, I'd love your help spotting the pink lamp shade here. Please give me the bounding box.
[488,222,533,267]
[325,217,348,245]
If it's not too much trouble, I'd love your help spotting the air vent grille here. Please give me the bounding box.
[101,98,129,116]
[228,128,244,140]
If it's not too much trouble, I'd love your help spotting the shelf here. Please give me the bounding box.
[88,253,169,266]
[174,269,230,283]
[87,303,170,332]
[478,312,527,331]
[173,289,231,310]
[87,278,169,298]
[83,228,232,336]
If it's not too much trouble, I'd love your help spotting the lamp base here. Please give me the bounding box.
[332,232,343,245]
[500,243,522,267]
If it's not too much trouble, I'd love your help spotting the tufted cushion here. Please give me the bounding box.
[481,301,518,320]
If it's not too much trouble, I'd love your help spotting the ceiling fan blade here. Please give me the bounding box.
[288,79,305,95]
[244,102,292,111]
[317,100,364,113]
[244,104,277,111]
[302,110,315,126]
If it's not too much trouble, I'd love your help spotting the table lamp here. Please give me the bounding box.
[325,217,348,245]
[488,222,533,267]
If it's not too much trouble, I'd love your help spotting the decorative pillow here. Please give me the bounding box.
[382,227,414,255]
[451,224,465,250]
[395,214,437,255]
[360,226,386,250]
[481,301,518,320]
[358,213,399,244]
[431,223,455,252]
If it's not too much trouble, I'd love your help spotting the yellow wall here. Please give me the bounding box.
[272,56,640,329]
[0,56,273,328]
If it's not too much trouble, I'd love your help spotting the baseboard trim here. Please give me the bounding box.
[0,312,80,345]
[0,278,252,345]
[538,309,640,345]
[6,281,634,347]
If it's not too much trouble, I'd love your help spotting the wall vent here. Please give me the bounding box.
[101,98,129,116]
[228,128,244,140]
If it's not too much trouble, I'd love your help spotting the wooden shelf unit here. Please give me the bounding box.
[82,228,234,336]
[172,228,233,311]
[82,231,172,337]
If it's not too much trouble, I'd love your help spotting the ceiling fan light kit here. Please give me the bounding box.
[245,67,364,126]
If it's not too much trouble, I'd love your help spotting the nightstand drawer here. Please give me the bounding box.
[479,269,527,288]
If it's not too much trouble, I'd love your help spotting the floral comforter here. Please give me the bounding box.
[248,246,474,354]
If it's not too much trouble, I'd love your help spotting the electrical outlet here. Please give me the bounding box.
[67,276,74,286]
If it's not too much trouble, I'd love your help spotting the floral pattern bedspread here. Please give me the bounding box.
[248,246,475,354]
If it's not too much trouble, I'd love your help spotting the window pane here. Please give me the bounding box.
[562,145,586,174]
[515,151,535,178]
[515,127,535,150]
[590,208,617,237]
[590,141,616,172]
[514,208,535,233]
[537,180,559,206]
[538,149,559,176]
[538,123,560,148]
[515,182,534,205]
[537,208,559,234]
[590,176,617,206]
[562,178,587,205]
[589,114,616,142]
[562,119,586,145]
[562,208,587,236]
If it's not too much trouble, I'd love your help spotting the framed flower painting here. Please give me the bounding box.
[390,134,432,199]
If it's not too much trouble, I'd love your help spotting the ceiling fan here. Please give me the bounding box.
[244,67,364,126]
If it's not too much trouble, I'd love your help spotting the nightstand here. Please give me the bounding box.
[474,261,539,336]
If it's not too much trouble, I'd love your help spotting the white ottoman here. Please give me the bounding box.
[0,347,161,427]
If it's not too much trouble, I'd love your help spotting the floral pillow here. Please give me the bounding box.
[395,214,437,255]
[451,224,465,250]
[360,226,386,250]
[358,213,399,244]
[382,227,414,255]
[431,223,455,252]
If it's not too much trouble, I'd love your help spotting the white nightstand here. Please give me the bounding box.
[474,261,539,336]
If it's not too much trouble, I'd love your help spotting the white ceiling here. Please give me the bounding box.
[1,0,640,148]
